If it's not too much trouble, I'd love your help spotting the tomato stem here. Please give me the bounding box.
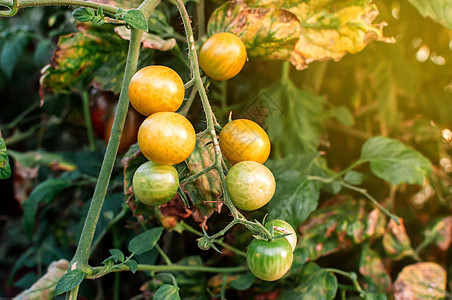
[174,0,274,246]
[0,0,119,15]
[87,264,247,279]
[67,0,161,298]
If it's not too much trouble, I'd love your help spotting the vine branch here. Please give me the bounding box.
[0,0,119,16]
[173,0,273,242]
[87,263,247,279]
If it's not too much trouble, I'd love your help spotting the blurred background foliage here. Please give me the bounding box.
[1,0,452,299]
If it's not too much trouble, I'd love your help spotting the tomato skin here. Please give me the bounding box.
[219,119,270,165]
[132,161,179,206]
[128,65,185,116]
[265,219,297,251]
[246,238,293,281]
[199,32,247,81]
[105,106,143,154]
[137,112,196,165]
[226,161,275,211]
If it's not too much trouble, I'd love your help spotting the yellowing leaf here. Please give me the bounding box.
[207,2,302,60]
[394,262,447,300]
[14,259,69,300]
[207,0,395,70]
[289,2,395,70]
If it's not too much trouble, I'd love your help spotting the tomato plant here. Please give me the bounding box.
[128,65,185,116]
[226,161,275,211]
[199,32,247,81]
[132,161,179,206]
[246,237,293,281]
[2,0,450,299]
[265,219,297,251]
[137,112,196,165]
[219,119,271,165]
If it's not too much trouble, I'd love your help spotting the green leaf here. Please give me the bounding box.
[123,9,148,31]
[1,31,28,78]
[360,136,432,185]
[124,259,138,273]
[54,269,86,296]
[72,7,95,22]
[128,227,163,255]
[407,0,452,29]
[359,244,391,293]
[23,178,74,239]
[280,263,338,300]
[230,272,255,291]
[153,284,181,300]
[334,106,355,127]
[261,82,325,156]
[0,136,11,179]
[343,170,365,185]
[109,249,125,263]
[267,173,319,228]
[297,199,386,263]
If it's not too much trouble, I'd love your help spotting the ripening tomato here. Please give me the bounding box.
[137,112,196,165]
[265,219,297,251]
[128,65,185,116]
[246,237,293,281]
[219,119,270,165]
[199,32,247,81]
[132,161,179,206]
[105,105,143,154]
[89,90,115,138]
[226,161,275,211]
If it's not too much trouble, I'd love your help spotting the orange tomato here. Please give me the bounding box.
[128,65,185,116]
[137,112,196,165]
[199,33,247,81]
[219,119,271,165]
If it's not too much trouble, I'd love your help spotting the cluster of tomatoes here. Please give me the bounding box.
[130,32,295,281]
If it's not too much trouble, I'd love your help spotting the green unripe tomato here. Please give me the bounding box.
[265,219,297,251]
[132,161,179,206]
[246,238,293,281]
[226,161,275,211]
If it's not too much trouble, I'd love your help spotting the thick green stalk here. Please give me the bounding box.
[69,27,143,272]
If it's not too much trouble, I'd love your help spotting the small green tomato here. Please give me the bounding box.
[132,161,179,206]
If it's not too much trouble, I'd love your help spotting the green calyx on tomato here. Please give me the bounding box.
[246,237,293,281]
[265,219,297,251]
[132,161,179,206]
[226,161,275,211]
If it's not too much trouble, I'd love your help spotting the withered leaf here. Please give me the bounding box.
[394,262,446,300]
